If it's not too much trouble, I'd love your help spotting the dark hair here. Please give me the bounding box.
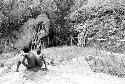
[23,47,30,53]
[37,49,41,54]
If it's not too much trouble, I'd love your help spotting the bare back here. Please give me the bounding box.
[35,54,43,68]
[24,53,36,68]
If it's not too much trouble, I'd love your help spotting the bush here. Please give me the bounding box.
[86,55,125,77]
[70,0,125,53]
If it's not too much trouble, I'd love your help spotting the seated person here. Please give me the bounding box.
[16,47,36,72]
[35,49,47,70]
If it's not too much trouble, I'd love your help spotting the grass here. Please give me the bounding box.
[22,46,125,78]
[42,46,125,78]
[1,45,125,78]
[86,51,125,78]
[42,46,96,63]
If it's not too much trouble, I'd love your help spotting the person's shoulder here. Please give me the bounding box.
[30,52,36,57]
[41,51,44,54]
[23,53,29,57]
[25,52,33,56]
[40,53,45,58]
[40,52,44,56]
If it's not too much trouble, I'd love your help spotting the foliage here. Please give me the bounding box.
[0,0,42,52]
[1,0,125,53]
[70,0,125,53]
[86,54,125,77]
[0,0,76,51]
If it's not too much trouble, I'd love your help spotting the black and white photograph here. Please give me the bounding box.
[0,0,125,84]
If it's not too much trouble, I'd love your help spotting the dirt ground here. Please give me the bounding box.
[0,46,125,84]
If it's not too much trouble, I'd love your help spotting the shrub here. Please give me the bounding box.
[86,55,125,77]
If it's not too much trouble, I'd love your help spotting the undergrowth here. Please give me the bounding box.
[86,54,125,78]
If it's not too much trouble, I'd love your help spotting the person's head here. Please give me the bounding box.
[22,47,30,53]
[37,49,41,55]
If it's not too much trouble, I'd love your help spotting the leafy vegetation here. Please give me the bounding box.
[1,0,125,53]
[71,0,125,53]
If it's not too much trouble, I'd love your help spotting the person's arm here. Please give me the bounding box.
[16,60,21,72]
[22,57,28,69]
[41,55,47,69]
[16,55,26,72]
[22,57,27,63]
